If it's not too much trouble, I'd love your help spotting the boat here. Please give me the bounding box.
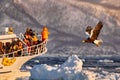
[0,28,48,73]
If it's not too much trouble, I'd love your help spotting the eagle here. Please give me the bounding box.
[82,21,103,47]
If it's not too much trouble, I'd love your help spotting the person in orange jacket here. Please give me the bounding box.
[41,26,49,41]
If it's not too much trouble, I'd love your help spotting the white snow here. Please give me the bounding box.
[98,59,114,63]
[30,55,93,80]
[95,71,120,80]
[29,55,120,80]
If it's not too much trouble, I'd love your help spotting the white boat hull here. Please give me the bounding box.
[0,48,47,73]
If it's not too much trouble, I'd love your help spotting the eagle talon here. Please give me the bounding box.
[96,44,99,47]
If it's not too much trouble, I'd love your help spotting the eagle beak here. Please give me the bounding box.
[82,40,85,43]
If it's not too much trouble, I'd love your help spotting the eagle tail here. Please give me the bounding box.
[94,39,103,47]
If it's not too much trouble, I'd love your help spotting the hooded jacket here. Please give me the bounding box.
[41,27,49,41]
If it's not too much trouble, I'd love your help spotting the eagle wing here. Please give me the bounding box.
[90,21,103,41]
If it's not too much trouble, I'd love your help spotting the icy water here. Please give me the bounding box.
[21,55,120,73]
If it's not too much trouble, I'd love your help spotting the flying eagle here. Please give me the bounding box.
[82,21,103,47]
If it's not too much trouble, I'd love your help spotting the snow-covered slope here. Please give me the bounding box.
[0,0,120,55]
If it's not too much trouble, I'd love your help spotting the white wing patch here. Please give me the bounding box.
[90,28,94,38]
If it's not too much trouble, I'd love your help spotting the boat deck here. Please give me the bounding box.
[0,39,48,73]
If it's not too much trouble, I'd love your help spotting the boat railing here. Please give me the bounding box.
[18,33,27,45]
[2,39,48,58]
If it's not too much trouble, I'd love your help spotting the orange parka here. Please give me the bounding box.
[41,27,49,41]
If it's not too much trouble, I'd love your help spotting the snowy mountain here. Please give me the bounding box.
[0,0,120,55]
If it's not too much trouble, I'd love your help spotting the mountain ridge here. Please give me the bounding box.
[0,0,120,55]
